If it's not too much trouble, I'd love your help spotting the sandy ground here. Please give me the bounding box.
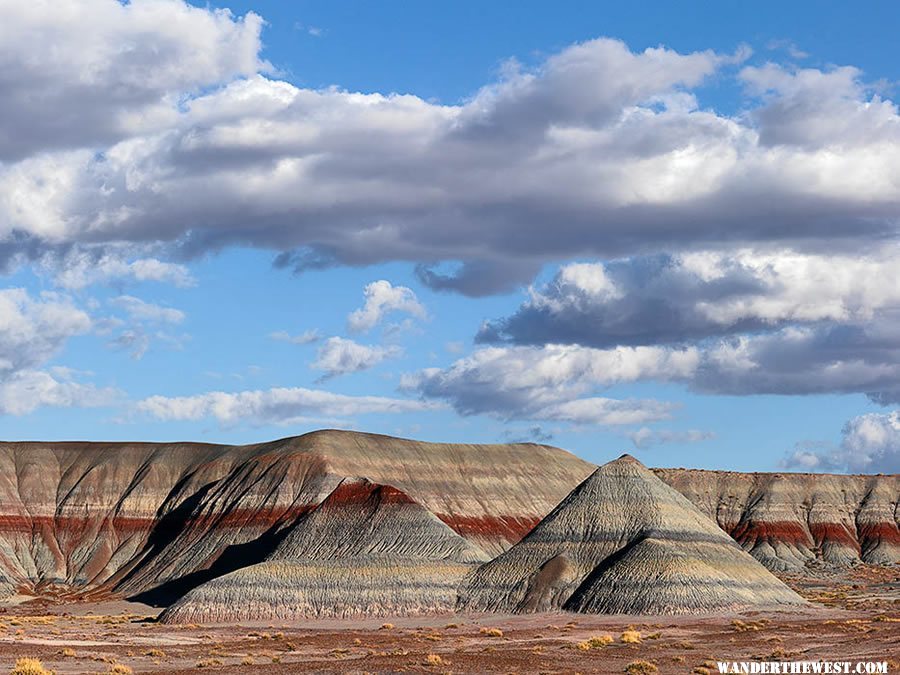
[0,568,896,674]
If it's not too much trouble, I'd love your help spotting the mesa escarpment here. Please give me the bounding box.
[0,431,593,601]
[654,468,900,573]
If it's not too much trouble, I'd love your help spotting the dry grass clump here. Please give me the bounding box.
[9,659,53,675]
[624,660,658,674]
[107,664,132,674]
[196,658,223,668]
[379,623,394,630]
[424,654,443,666]
[730,618,767,632]
[241,656,254,666]
[479,627,503,637]
[621,630,642,643]
[144,648,166,658]
[577,634,615,650]
[693,668,711,675]
[873,615,900,622]
[589,634,614,647]
[60,648,76,658]
[670,640,696,650]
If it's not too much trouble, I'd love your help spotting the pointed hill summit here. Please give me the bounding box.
[161,477,489,622]
[458,454,806,614]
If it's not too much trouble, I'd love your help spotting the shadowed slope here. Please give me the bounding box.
[458,455,806,614]
[161,478,488,622]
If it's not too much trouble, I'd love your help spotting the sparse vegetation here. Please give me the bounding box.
[625,660,659,674]
[380,623,395,630]
[108,664,132,674]
[9,658,53,675]
[479,627,503,637]
[60,648,76,658]
[621,629,642,643]
[577,634,615,650]
[196,658,223,668]
[731,619,767,632]
[424,653,443,665]
[144,648,166,658]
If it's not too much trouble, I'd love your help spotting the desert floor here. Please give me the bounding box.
[0,567,896,674]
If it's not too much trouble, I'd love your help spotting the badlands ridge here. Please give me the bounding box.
[0,430,896,620]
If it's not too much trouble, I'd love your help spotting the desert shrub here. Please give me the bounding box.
[424,654,443,665]
[479,627,503,637]
[9,659,53,675]
[108,664,132,674]
[144,649,165,658]
[621,630,642,644]
[577,635,614,651]
[195,658,222,668]
[379,623,394,630]
[589,635,614,647]
[624,660,658,674]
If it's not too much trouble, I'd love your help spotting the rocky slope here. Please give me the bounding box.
[0,431,592,601]
[654,469,900,573]
[458,456,805,614]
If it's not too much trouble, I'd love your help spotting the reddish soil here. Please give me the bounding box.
[0,568,896,674]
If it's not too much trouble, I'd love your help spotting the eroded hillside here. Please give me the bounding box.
[0,432,896,607]
[0,430,593,602]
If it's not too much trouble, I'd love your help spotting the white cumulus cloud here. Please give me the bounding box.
[347,281,427,333]
[137,386,440,426]
[311,336,402,378]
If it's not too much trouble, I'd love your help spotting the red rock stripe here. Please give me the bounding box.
[437,514,541,543]
[809,522,861,552]
[728,520,812,547]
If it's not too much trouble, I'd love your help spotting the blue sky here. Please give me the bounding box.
[0,0,898,472]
